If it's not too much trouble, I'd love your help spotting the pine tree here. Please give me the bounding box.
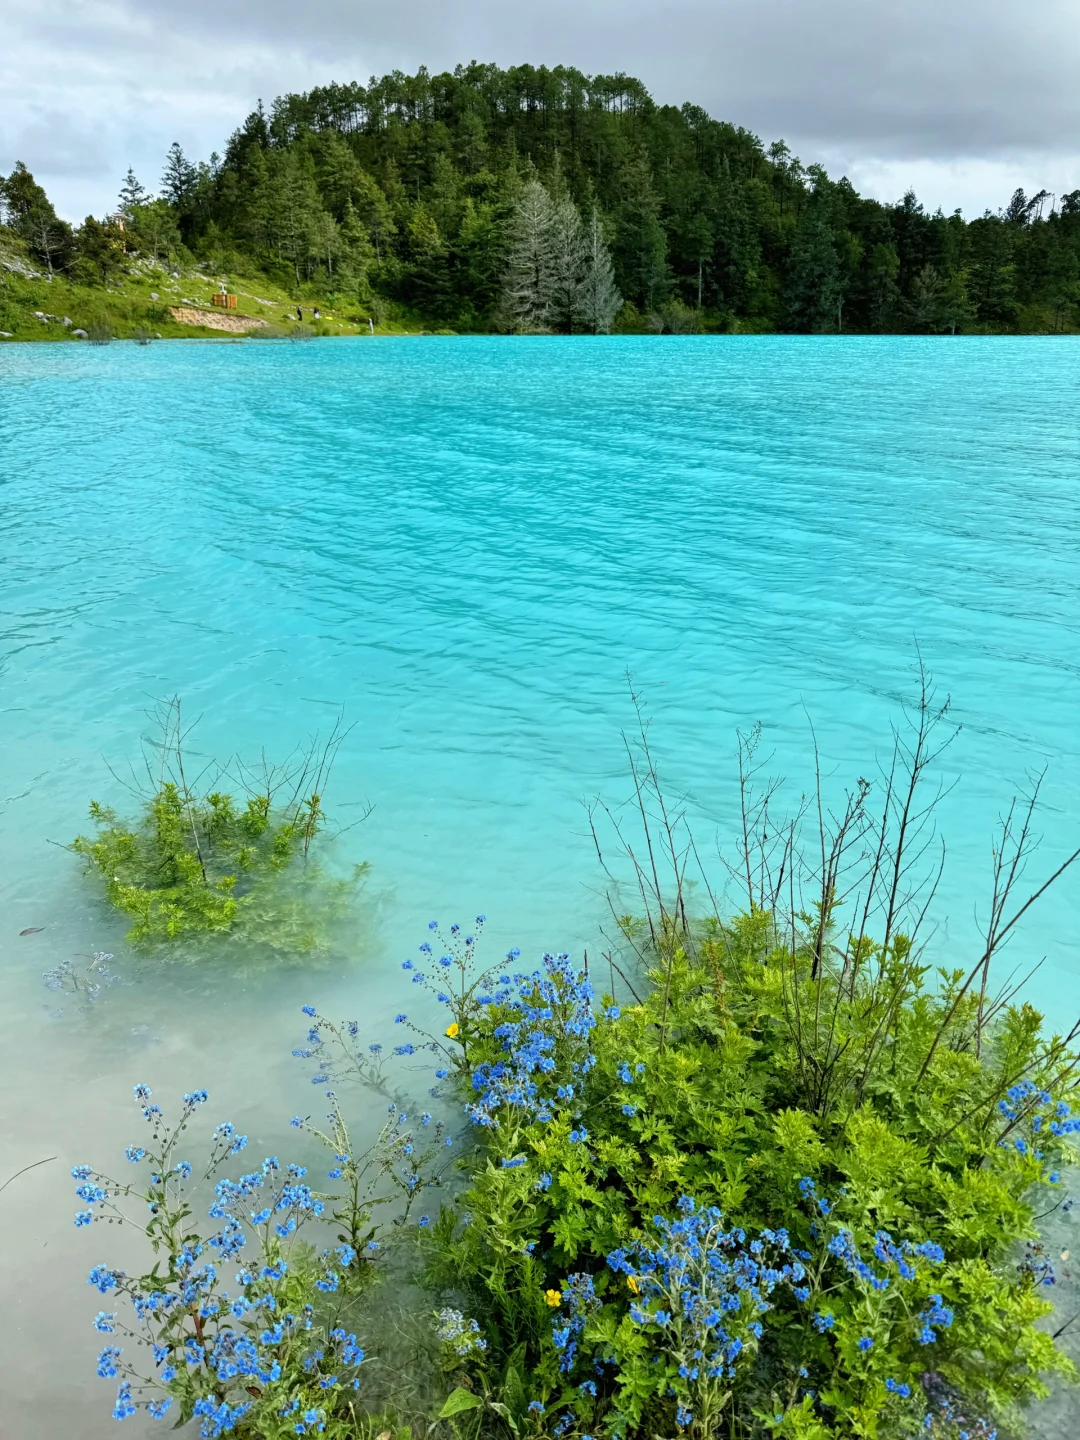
[548,196,586,331]
[161,143,197,207]
[578,209,622,333]
[118,168,147,217]
[502,180,557,332]
[1,162,73,276]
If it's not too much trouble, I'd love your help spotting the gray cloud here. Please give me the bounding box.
[3,0,1078,220]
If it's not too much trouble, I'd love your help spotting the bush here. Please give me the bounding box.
[70,699,366,952]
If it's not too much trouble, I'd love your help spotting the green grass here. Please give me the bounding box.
[0,229,435,343]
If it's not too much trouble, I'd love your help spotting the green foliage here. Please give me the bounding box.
[70,700,364,952]
[8,68,1080,335]
[407,683,1080,1439]
[421,930,1075,1440]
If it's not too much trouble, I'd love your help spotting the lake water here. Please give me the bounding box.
[2,334,1079,1436]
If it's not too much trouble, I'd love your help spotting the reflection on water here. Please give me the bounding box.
[2,334,1080,1436]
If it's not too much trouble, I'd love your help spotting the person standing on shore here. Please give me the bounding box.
[296,305,303,322]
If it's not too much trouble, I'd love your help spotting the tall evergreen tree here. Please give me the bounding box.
[161,143,197,207]
[502,180,557,332]
[578,209,622,333]
[548,196,587,331]
[0,162,74,276]
[118,168,147,217]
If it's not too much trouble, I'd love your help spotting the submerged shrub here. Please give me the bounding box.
[70,698,366,951]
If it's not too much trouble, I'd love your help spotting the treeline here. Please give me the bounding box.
[4,60,1080,333]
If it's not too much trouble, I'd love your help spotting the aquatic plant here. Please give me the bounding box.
[71,698,367,951]
[42,949,118,1003]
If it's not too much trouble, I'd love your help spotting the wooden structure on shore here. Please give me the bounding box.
[211,292,238,309]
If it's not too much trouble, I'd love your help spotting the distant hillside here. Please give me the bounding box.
[3,62,1080,337]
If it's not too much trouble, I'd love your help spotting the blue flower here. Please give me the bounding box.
[528,1402,545,1414]
[418,1215,431,1228]
[395,1013,407,1024]
[97,1345,122,1378]
[621,1104,636,1117]
[74,1210,93,1227]
[112,1380,137,1421]
[302,1005,316,1017]
[857,1337,874,1352]
[71,1164,93,1180]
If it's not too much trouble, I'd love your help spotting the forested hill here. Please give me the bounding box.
[4,61,1080,335]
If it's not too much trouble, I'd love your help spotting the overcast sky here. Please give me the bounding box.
[4,0,1079,222]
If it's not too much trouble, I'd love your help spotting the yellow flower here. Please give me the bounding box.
[445,1022,460,1039]
[627,1275,642,1295]
[544,1289,562,1308]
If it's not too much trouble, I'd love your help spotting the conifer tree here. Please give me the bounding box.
[578,208,622,333]
[117,168,147,217]
[161,143,197,207]
[502,180,557,332]
[548,196,587,331]
[0,161,73,276]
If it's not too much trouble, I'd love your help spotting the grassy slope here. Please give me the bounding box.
[0,231,431,342]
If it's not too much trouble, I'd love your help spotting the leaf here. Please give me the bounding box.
[19,927,44,935]
[438,1388,485,1419]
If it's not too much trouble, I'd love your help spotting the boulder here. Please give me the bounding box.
[150,292,159,301]
[0,330,13,338]
[72,328,88,337]
[62,317,72,326]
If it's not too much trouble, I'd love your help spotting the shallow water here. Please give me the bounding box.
[2,334,1080,1435]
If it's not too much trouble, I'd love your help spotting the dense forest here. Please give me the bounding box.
[4,60,1080,334]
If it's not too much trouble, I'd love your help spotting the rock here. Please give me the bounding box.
[72,328,87,337]
[154,332,163,339]
[150,292,159,300]
[62,317,71,326]
[0,331,13,338]
[33,310,44,318]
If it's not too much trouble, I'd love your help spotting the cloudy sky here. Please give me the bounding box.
[4,0,1079,222]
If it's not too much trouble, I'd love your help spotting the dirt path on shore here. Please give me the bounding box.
[168,307,268,333]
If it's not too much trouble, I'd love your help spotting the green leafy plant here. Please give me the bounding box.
[71,698,367,951]
[401,676,1080,1440]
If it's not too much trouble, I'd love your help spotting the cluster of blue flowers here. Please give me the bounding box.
[607,1196,805,1430]
[997,1081,1080,1178]
[824,1223,945,1294]
[465,950,597,1129]
[74,1086,368,1435]
[550,1273,600,1374]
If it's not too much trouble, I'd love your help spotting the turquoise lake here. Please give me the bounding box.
[1,334,1079,1434]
